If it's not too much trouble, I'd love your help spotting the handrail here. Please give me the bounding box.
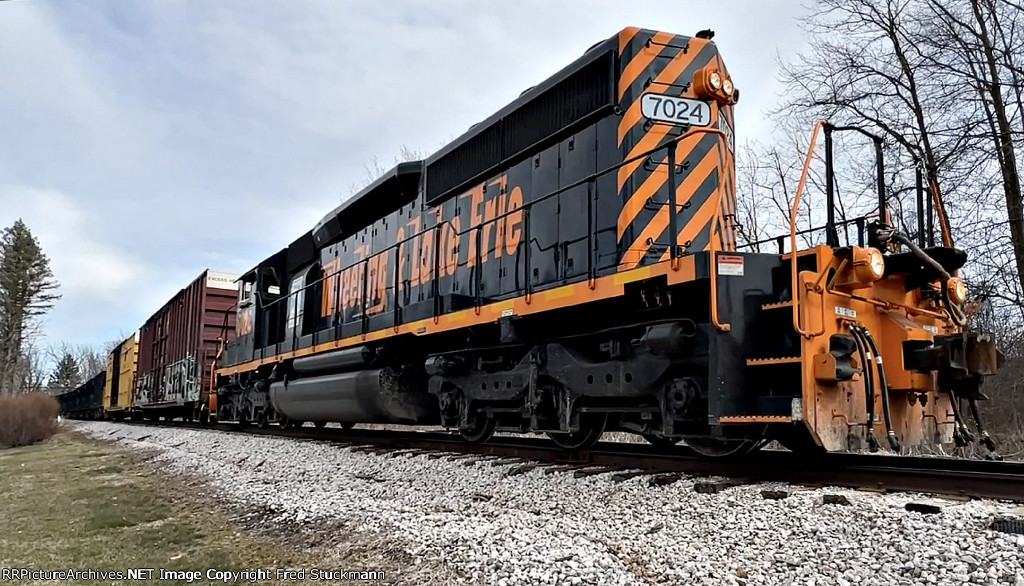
[259,124,730,313]
[699,129,732,332]
[790,120,828,339]
[247,123,735,358]
[738,215,869,252]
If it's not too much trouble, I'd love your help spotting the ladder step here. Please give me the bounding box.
[746,356,802,365]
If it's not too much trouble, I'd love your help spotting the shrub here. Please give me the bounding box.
[0,393,61,449]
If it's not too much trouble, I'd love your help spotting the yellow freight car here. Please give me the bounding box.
[103,334,139,420]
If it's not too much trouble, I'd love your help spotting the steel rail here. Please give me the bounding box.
[108,421,1024,502]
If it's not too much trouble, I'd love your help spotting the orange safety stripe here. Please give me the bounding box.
[617,31,675,101]
[619,149,719,269]
[616,39,707,192]
[618,27,641,55]
[659,186,722,262]
[217,256,699,377]
[617,98,645,147]
[616,133,705,240]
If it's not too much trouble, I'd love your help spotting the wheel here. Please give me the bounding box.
[459,415,497,443]
[641,433,682,448]
[256,410,271,429]
[313,421,327,429]
[338,422,355,431]
[278,416,290,429]
[546,413,608,450]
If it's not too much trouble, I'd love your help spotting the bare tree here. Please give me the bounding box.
[777,0,969,247]
[922,0,1024,303]
[345,144,428,199]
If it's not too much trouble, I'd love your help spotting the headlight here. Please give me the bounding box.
[722,78,734,95]
[868,248,885,280]
[947,277,967,305]
[708,71,722,90]
[851,246,885,284]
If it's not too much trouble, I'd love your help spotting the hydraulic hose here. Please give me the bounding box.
[947,389,973,447]
[848,327,879,452]
[856,326,901,453]
[967,397,996,452]
[888,231,967,327]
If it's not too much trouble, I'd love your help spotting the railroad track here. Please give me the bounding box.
[115,421,1024,502]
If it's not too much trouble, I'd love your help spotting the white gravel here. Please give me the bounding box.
[74,421,1024,586]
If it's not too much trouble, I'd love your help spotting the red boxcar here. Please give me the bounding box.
[136,269,238,419]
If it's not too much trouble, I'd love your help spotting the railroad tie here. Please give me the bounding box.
[610,470,650,483]
[693,479,747,494]
[647,473,684,487]
[505,463,539,477]
[573,466,618,478]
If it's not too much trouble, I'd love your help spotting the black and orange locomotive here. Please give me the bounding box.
[213,27,1001,455]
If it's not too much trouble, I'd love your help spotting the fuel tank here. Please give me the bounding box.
[269,367,436,424]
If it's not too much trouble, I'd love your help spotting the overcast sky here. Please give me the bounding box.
[0,1,807,353]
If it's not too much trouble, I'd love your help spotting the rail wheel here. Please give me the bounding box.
[459,415,497,443]
[313,421,327,429]
[546,413,608,450]
[338,422,355,431]
[256,410,271,429]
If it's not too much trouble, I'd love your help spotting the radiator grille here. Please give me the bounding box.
[425,50,614,204]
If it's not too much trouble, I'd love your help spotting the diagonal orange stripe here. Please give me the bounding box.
[617,135,709,240]
[617,98,644,146]
[619,151,719,270]
[618,27,641,55]
[617,31,675,101]
[659,186,722,262]
[617,39,710,191]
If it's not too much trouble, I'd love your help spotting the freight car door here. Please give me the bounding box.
[110,346,121,407]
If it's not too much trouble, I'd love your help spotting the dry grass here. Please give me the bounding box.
[0,430,469,585]
[0,392,59,449]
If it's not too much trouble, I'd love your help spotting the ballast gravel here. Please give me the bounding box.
[74,421,1024,586]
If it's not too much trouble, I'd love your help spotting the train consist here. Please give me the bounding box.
[57,270,238,421]
[59,27,1002,456]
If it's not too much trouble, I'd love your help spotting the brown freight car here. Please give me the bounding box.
[136,269,238,421]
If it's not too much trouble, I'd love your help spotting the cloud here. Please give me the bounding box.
[0,0,808,355]
[0,186,150,346]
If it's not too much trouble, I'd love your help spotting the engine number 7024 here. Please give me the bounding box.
[640,93,712,127]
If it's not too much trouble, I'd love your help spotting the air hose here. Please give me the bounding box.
[887,231,967,327]
[848,326,879,452]
[967,398,996,452]
[947,389,973,447]
[855,325,901,453]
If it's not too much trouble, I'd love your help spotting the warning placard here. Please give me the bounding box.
[717,254,744,277]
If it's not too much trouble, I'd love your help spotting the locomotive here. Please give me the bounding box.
[64,27,1004,456]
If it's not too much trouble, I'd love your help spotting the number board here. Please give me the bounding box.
[640,93,712,127]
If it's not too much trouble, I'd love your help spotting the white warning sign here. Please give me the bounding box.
[717,254,744,277]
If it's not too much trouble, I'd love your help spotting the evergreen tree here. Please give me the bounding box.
[47,351,81,393]
[0,220,60,394]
